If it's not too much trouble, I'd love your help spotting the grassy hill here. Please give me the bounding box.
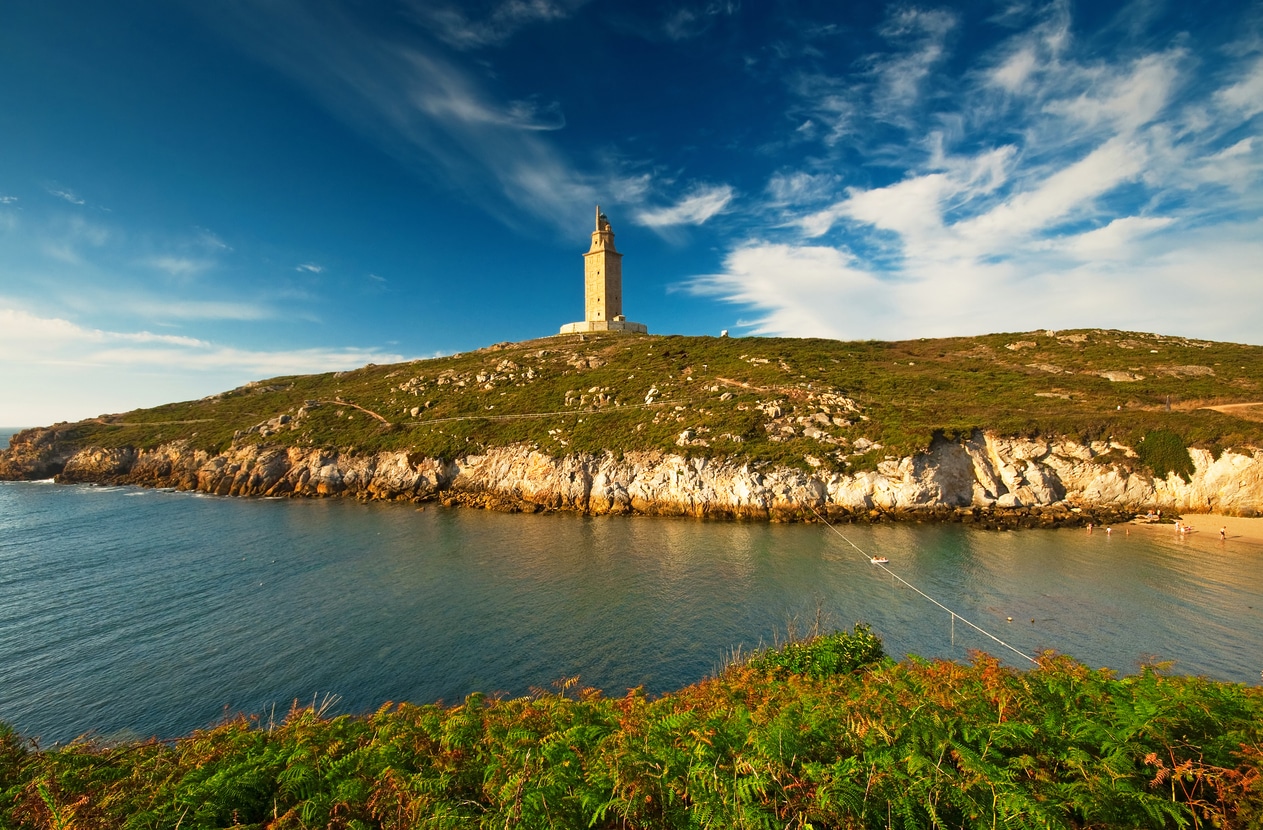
[31,329,1263,474]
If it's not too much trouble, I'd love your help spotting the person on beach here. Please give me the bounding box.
[1221,526,1227,540]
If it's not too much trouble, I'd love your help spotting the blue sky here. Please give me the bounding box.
[2,0,1261,426]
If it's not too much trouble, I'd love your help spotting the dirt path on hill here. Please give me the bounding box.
[1200,402,1263,422]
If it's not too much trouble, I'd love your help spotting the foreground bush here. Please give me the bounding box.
[3,632,1261,828]
[744,623,885,679]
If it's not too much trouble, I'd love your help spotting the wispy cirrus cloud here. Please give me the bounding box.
[1215,55,1263,119]
[417,0,586,50]
[784,6,960,146]
[46,186,86,205]
[122,298,274,321]
[2,206,287,329]
[868,7,957,118]
[662,1,740,41]
[179,1,659,238]
[413,61,566,131]
[33,214,112,265]
[0,306,413,424]
[765,172,841,208]
[635,184,735,229]
[144,256,215,278]
[0,307,206,350]
[0,305,406,375]
[296,262,324,273]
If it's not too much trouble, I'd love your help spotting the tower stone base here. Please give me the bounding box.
[559,318,648,335]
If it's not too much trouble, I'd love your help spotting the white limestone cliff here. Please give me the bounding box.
[36,430,1263,519]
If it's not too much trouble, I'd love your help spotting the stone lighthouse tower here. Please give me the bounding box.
[560,207,648,334]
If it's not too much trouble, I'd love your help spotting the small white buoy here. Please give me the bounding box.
[1007,616,1013,622]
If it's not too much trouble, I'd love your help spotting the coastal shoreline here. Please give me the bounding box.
[2,426,1261,527]
[1129,512,1263,548]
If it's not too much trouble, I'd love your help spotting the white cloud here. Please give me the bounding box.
[1055,215,1175,260]
[688,222,1263,343]
[0,307,204,349]
[1045,51,1182,133]
[407,51,566,131]
[689,243,889,338]
[0,195,17,205]
[842,173,955,240]
[47,187,85,205]
[635,184,735,228]
[1191,137,1263,190]
[955,136,1146,247]
[787,74,858,146]
[662,1,739,41]
[296,263,324,273]
[122,299,274,321]
[145,256,214,278]
[30,215,113,267]
[196,229,231,251]
[869,7,958,117]
[693,8,1263,347]
[504,97,566,131]
[0,307,412,425]
[766,172,841,206]
[988,45,1038,92]
[420,0,583,50]
[663,8,703,41]
[1215,56,1263,119]
[179,2,672,237]
[42,244,83,265]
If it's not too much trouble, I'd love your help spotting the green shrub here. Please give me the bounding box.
[0,722,27,797]
[1137,428,1196,482]
[6,642,1263,829]
[745,623,886,679]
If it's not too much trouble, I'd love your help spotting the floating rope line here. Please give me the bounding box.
[809,505,1040,667]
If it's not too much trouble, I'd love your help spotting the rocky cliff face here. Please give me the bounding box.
[3,427,1259,521]
[0,427,84,480]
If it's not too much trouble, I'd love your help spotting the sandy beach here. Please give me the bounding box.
[1126,512,1263,548]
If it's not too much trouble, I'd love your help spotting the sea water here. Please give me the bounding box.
[1,435,1260,744]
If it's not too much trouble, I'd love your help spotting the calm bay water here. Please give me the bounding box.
[2,437,1261,743]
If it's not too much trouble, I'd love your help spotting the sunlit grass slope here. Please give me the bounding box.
[39,329,1263,473]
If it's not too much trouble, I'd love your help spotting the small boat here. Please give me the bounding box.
[870,556,889,564]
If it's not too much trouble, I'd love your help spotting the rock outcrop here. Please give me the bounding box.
[0,426,84,480]
[3,427,1260,522]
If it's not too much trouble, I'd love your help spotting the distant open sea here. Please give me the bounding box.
[2,426,1261,744]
